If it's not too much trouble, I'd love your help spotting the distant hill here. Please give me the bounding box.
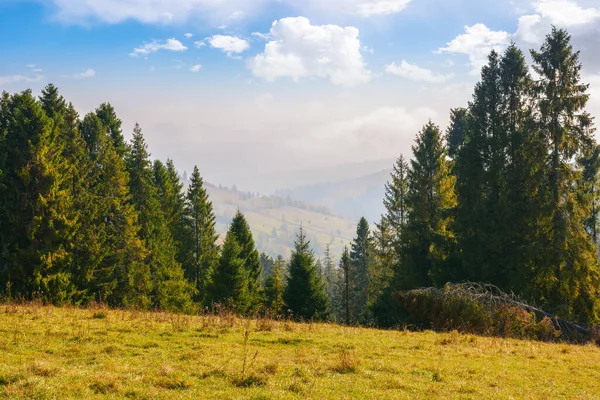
[246,158,396,193]
[276,169,392,223]
[195,183,359,259]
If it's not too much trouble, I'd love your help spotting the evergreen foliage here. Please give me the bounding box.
[283,228,329,321]
[183,166,219,303]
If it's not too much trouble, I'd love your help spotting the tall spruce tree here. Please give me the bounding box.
[349,217,373,323]
[404,121,457,288]
[531,28,599,321]
[339,246,351,325]
[370,216,395,308]
[383,155,410,254]
[77,113,150,307]
[211,230,250,313]
[0,90,77,303]
[184,166,219,303]
[126,124,194,312]
[229,210,262,309]
[283,227,329,321]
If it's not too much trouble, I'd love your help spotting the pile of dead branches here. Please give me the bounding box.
[394,282,595,344]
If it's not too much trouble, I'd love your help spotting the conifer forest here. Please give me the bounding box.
[1,27,600,331]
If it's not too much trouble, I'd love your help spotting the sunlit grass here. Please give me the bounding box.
[1,303,599,399]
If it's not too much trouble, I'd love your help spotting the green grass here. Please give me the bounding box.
[1,303,599,399]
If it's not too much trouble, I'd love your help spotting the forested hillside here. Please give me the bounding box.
[1,27,599,332]
[197,183,356,258]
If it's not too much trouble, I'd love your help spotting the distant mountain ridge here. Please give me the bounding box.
[276,169,392,223]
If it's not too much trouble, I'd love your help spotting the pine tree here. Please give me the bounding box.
[349,217,372,323]
[531,28,599,321]
[404,121,457,288]
[229,210,262,309]
[283,228,329,321]
[264,256,285,315]
[211,230,250,313]
[183,166,219,303]
[126,124,194,312]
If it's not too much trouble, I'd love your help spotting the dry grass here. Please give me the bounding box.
[0,303,599,399]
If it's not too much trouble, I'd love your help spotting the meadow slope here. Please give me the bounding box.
[1,304,599,399]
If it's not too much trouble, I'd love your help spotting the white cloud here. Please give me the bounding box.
[355,0,412,16]
[0,74,45,86]
[437,24,511,74]
[195,41,206,47]
[516,0,600,44]
[61,68,97,79]
[534,0,600,27]
[190,64,202,72]
[252,31,271,40]
[249,17,372,87]
[78,69,96,78]
[130,38,187,57]
[184,32,193,38]
[386,60,453,83]
[206,35,250,56]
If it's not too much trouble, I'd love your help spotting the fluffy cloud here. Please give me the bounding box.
[184,33,193,38]
[130,38,187,57]
[47,0,261,24]
[206,35,250,55]
[190,64,202,72]
[516,0,600,44]
[248,17,372,87]
[386,60,453,83]
[437,24,511,74]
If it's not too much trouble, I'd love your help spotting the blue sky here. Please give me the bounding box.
[1,0,599,190]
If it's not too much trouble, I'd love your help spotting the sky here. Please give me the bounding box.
[1,0,599,191]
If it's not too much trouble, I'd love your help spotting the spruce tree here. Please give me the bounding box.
[78,112,150,308]
[264,256,285,315]
[0,90,76,303]
[184,166,219,303]
[349,217,372,323]
[404,121,457,288]
[370,216,395,308]
[96,103,128,157]
[339,246,351,325]
[211,230,250,313]
[126,123,194,312]
[531,28,599,321]
[229,210,262,309]
[446,108,468,159]
[383,155,410,254]
[283,228,329,321]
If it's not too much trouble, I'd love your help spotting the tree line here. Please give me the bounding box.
[1,27,598,325]
[0,83,333,318]
[319,28,600,326]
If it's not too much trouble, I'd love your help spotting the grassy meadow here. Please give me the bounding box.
[1,303,599,399]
